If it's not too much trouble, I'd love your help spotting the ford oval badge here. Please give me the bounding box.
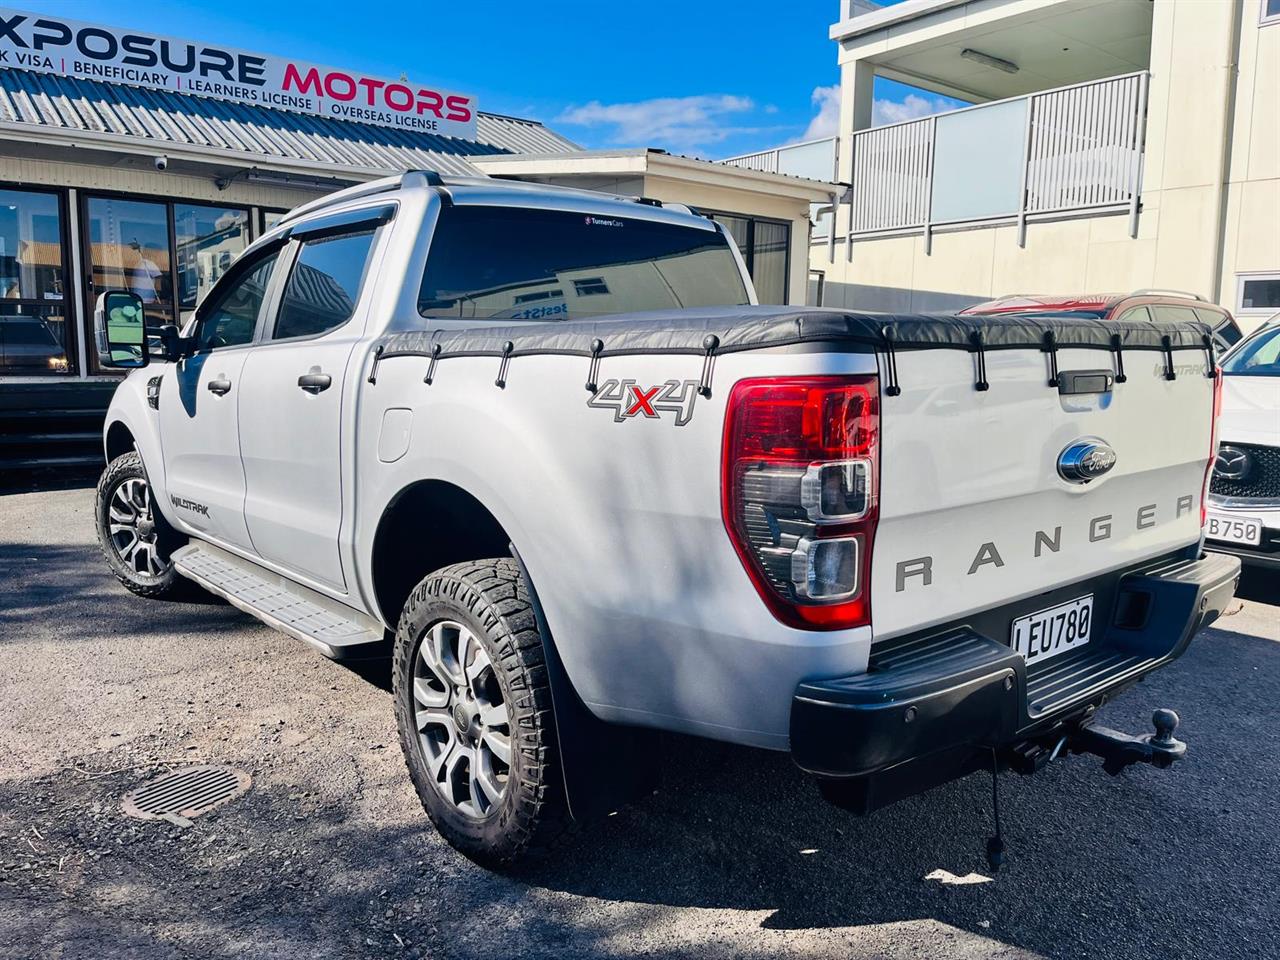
[1057,438,1117,484]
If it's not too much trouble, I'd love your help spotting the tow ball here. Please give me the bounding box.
[1068,708,1187,776]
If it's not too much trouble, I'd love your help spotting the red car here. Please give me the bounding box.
[961,289,1244,353]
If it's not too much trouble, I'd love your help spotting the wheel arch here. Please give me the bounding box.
[104,419,136,463]
[370,479,512,630]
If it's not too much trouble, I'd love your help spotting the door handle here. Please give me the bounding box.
[207,377,232,395]
[297,372,332,394]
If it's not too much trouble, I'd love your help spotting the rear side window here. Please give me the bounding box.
[272,230,376,341]
[417,205,750,321]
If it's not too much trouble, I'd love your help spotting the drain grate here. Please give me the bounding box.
[121,765,251,826]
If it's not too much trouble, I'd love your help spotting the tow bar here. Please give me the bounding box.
[1068,708,1187,776]
[985,709,1186,871]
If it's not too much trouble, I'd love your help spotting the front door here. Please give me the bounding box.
[156,247,282,551]
[237,226,380,593]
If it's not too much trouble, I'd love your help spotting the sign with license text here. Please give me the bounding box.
[0,7,477,140]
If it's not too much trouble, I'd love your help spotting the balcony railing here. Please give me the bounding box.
[845,71,1149,252]
[721,137,839,183]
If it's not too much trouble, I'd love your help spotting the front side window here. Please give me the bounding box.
[418,206,750,321]
[195,251,279,352]
[272,230,376,341]
[1222,326,1280,377]
[174,204,250,323]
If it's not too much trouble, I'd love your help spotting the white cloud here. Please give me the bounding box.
[872,92,957,126]
[800,86,962,141]
[802,84,842,140]
[556,94,759,152]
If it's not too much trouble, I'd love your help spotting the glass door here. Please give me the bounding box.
[0,187,73,375]
[83,196,173,373]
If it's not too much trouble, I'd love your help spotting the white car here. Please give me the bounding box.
[90,172,1239,868]
[1206,315,1280,571]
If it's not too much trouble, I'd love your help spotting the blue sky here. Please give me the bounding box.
[27,0,964,158]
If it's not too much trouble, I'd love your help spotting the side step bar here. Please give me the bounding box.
[172,543,387,660]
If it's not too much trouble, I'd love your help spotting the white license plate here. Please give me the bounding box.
[1205,512,1263,546]
[1010,595,1094,665]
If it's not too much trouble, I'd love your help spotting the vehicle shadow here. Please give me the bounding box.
[1236,566,1279,606]
[506,614,1280,956]
[0,541,257,645]
[7,617,1275,960]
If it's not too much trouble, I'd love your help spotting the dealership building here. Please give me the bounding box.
[0,7,833,470]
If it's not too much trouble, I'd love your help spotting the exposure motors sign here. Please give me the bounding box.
[0,7,477,140]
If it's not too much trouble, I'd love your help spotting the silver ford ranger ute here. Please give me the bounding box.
[92,171,1239,868]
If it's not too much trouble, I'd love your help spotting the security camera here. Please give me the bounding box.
[154,155,168,171]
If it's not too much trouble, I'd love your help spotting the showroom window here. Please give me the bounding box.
[709,212,791,305]
[1237,273,1280,317]
[82,194,250,372]
[0,186,72,375]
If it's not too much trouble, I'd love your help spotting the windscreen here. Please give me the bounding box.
[1221,325,1280,377]
[418,205,750,321]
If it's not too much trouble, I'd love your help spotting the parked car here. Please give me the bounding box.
[961,291,1244,354]
[91,172,1239,868]
[1205,314,1280,570]
[0,314,67,372]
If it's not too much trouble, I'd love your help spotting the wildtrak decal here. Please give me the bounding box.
[894,494,1197,592]
[169,494,209,517]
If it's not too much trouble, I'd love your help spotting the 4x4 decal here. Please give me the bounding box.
[587,378,699,426]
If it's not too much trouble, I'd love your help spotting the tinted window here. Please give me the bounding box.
[418,206,750,321]
[195,251,279,351]
[273,231,376,340]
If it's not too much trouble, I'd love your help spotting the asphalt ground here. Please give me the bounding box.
[1,483,1277,960]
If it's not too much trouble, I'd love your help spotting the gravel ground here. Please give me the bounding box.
[1,484,1277,960]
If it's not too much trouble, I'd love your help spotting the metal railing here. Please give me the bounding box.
[844,71,1149,253]
[720,137,839,182]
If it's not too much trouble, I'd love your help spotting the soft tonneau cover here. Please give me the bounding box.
[376,305,1215,362]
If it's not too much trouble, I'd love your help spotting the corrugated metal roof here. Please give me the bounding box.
[0,69,579,176]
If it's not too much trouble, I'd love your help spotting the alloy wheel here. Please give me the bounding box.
[107,476,168,579]
[411,619,512,818]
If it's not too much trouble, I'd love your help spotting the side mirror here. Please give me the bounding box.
[94,291,149,368]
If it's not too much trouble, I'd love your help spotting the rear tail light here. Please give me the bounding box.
[721,376,879,630]
[1201,365,1223,526]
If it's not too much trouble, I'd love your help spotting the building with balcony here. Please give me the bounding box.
[764,0,1280,329]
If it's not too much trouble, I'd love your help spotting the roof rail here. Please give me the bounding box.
[1128,288,1207,302]
[277,170,442,226]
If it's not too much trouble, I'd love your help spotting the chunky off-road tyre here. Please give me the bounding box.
[393,558,570,867]
[95,451,187,599]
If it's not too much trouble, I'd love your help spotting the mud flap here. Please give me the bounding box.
[510,546,661,821]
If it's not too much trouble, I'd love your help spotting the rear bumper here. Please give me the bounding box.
[790,551,1240,783]
[1205,539,1280,571]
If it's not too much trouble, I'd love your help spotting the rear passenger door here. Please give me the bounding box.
[236,213,384,593]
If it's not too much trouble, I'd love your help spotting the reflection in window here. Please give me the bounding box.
[0,188,70,374]
[274,231,376,340]
[709,212,790,305]
[196,253,278,352]
[418,206,750,321]
[175,204,249,322]
[0,306,69,373]
[86,197,173,330]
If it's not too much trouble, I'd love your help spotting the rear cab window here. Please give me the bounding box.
[417,206,750,321]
